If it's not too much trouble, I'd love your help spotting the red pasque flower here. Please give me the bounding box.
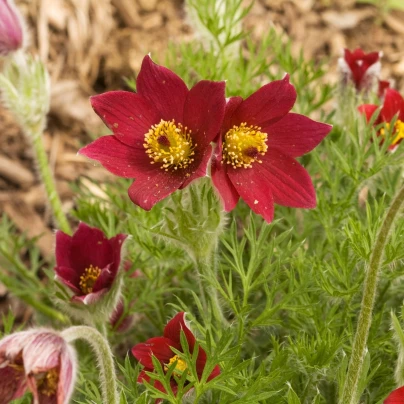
[131,312,220,400]
[378,79,390,98]
[79,55,226,210]
[384,386,404,403]
[54,222,127,305]
[211,75,332,223]
[339,48,381,92]
[0,329,77,404]
[0,0,25,55]
[358,88,404,151]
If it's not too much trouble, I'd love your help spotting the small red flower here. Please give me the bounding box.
[358,88,404,151]
[110,299,134,332]
[54,222,127,305]
[0,329,77,404]
[0,0,25,55]
[378,79,390,98]
[79,55,226,210]
[384,386,404,403]
[211,75,332,223]
[131,312,220,401]
[339,48,381,92]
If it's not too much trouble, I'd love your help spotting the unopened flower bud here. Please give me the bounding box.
[0,0,25,56]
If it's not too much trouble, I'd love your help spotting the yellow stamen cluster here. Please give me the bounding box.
[144,119,196,171]
[36,368,59,397]
[380,120,404,146]
[223,122,268,169]
[165,354,188,376]
[79,264,101,294]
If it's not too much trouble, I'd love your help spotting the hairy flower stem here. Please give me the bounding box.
[62,326,119,404]
[340,183,404,404]
[195,254,225,325]
[28,127,71,234]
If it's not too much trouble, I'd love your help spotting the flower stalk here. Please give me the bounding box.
[340,183,404,404]
[62,325,119,404]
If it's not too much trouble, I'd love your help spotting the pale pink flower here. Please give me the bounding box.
[0,329,77,403]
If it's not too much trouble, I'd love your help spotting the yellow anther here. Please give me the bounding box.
[79,264,101,294]
[164,355,188,375]
[222,122,268,169]
[144,119,195,171]
[36,368,59,396]
[380,120,404,146]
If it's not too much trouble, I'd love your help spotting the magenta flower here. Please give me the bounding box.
[0,0,24,55]
[384,386,404,403]
[79,55,226,210]
[358,88,404,151]
[211,75,332,223]
[132,312,220,401]
[0,329,77,403]
[54,222,127,305]
[339,48,381,92]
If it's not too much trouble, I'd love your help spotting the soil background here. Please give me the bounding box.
[1,0,404,313]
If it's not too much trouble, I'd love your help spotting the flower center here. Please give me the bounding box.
[144,119,196,171]
[36,368,59,397]
[165,354,188,375]
[222,122,268,169]
[380,120,404,146]
[79,264,101,294]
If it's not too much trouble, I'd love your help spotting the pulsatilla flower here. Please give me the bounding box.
[358,88,404,151]
[132,312,220,400]
[339,48,381,92]
[0,0,24,55]
[79,55,226,210]
[211,75,332,223]
[384,386,404,403]
[0,329,77,403]
[54,222,127,305]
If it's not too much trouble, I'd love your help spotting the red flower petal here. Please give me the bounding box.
[179,144,213,190]
[54,266,81,293]
[385,386,404,403]
[259,148,316,208]
[220,96,244,135]
[0,366,26,402]
[137,369,152,384]
[55,231,72,268]
[71,288,108,305]
[131,337,179,369]
[211,138,239,211]
[264,113,332,157]
[92,263,114,292]
[79,136,145,179]
[164,312,196,352]
[70,223,113,273]
[90,91,160,148]
[381,89,404,122]
[231,75,296,128]
[358,104,379,122]
[137,55,188,123]
[207,364,221,381]
[183,80,226,149]
[227,164,275,223]
[128,166,184,210]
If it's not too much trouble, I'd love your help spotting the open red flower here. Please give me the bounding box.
[131,312,220,400]
[79,55,226,210]
[54,222,127,305]
[0,329,77,404]
[211,75,332,223]
[384,386,404,403]
[339,48,381,92]
[358,88,404,151]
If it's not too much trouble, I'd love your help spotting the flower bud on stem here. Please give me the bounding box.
[340,183,404,404]
[62,325,119,404]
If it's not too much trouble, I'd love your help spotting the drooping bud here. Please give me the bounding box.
[0,0,25,56]
[0,329,77,404]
